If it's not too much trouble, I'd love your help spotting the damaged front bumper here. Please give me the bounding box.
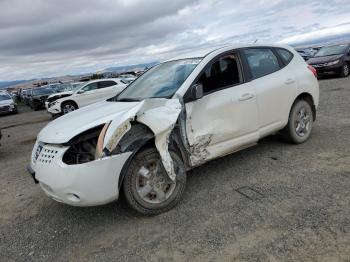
[46,102,62,114]
[29,142,132,206]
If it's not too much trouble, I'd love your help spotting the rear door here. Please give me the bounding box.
[96,80,119,100]
[242,47,297,137]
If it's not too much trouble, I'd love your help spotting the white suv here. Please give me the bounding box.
[28,44,319,215]
[46,78,127,115]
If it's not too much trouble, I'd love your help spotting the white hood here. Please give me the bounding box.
[38,100,139,143]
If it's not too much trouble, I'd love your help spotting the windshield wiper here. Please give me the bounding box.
[116,98,141,102]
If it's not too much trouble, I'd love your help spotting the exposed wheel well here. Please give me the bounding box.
[116,123,189,190]
[294,93,316,121]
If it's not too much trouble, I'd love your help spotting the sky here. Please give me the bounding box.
[1,0,350,81]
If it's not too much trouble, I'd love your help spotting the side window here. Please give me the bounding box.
[243,48,281,79]
[276,48,293,65]
[98,81,117,89]
[82,82,98,92]
[196,53,242,94]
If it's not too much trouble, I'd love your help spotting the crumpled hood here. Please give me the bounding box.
[307,54,343,65]
[38,100,139,143]
[0,99,13,106]
[47,91,74,99]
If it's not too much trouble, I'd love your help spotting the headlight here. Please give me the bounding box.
[326,60,340,66]
[95,122,111,158]
[62,125,104,165]
[95,120,131,159]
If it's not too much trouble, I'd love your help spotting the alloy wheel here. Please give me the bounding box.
[135,160,176,204]
[294,107,311,137]
[343,64,349,76]
[63,104,76,114]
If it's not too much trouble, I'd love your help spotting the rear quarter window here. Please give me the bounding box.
[276,48,294,65]
[243,48,281,79]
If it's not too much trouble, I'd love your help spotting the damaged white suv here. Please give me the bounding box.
[28,44,319,215]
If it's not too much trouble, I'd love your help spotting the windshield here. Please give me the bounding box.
[116,58,201,101]
[33,88,54,96]
[72,83,84,91]
[315,44,348,57]
[0,93,11,101]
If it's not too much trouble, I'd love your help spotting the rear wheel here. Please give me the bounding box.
[281,100,313,144]
[62,101,77,115]
[340,63,349,77]
[122,147,186,215]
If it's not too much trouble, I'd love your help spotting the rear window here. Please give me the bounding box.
[243,48,281,79]
[276,48,293,65]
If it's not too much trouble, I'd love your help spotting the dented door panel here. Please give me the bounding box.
[185,82,259,166]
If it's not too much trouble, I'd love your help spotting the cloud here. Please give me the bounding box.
[0,0,349,80]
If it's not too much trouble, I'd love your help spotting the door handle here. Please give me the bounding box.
[285,78,295,85]
[239,93,255,101]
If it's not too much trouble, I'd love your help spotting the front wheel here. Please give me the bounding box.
[340,63,349,77]
[122,147,186,215]
[281,100,314,144]
[61,101,77,115]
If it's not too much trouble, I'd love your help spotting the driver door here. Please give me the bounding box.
[185,52,259,165]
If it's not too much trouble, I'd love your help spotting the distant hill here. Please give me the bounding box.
[0,80,29,89]
[103,62,159,73]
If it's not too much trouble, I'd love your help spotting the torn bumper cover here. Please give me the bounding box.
[30,143,132,206]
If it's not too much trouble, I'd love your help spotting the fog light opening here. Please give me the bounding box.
[66,193,81,203]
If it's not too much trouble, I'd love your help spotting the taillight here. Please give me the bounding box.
[307,65,317,78]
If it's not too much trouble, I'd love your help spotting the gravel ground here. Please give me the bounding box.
[0,77,349,262]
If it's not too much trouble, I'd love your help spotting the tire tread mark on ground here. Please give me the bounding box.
[0,118,49,129]
[235,186,265,201]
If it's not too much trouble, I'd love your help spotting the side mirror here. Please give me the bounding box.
[190,83,204,100]
[77,89,85,94]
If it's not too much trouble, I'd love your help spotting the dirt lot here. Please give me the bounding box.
[0,77,349,262]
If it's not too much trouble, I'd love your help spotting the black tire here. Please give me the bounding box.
[61,101,78,115]
[281,99,314,144]
[122,147,186,215]
[340,63,349,77]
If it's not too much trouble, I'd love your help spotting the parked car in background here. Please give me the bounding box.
[28,44,319,215]
[46,78,127,116]
[297,50,312,61]
[45,83,84,111]
[28,87,55,110]
[21,89,32,105]
[0,91,17,115]
[307,43,350,77]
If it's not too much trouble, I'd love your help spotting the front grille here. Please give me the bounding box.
[37,147,59,164]
[0,106,10,112]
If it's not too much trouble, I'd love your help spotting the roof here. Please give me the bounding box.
[87,78,122,84]
[167,43,289,61]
